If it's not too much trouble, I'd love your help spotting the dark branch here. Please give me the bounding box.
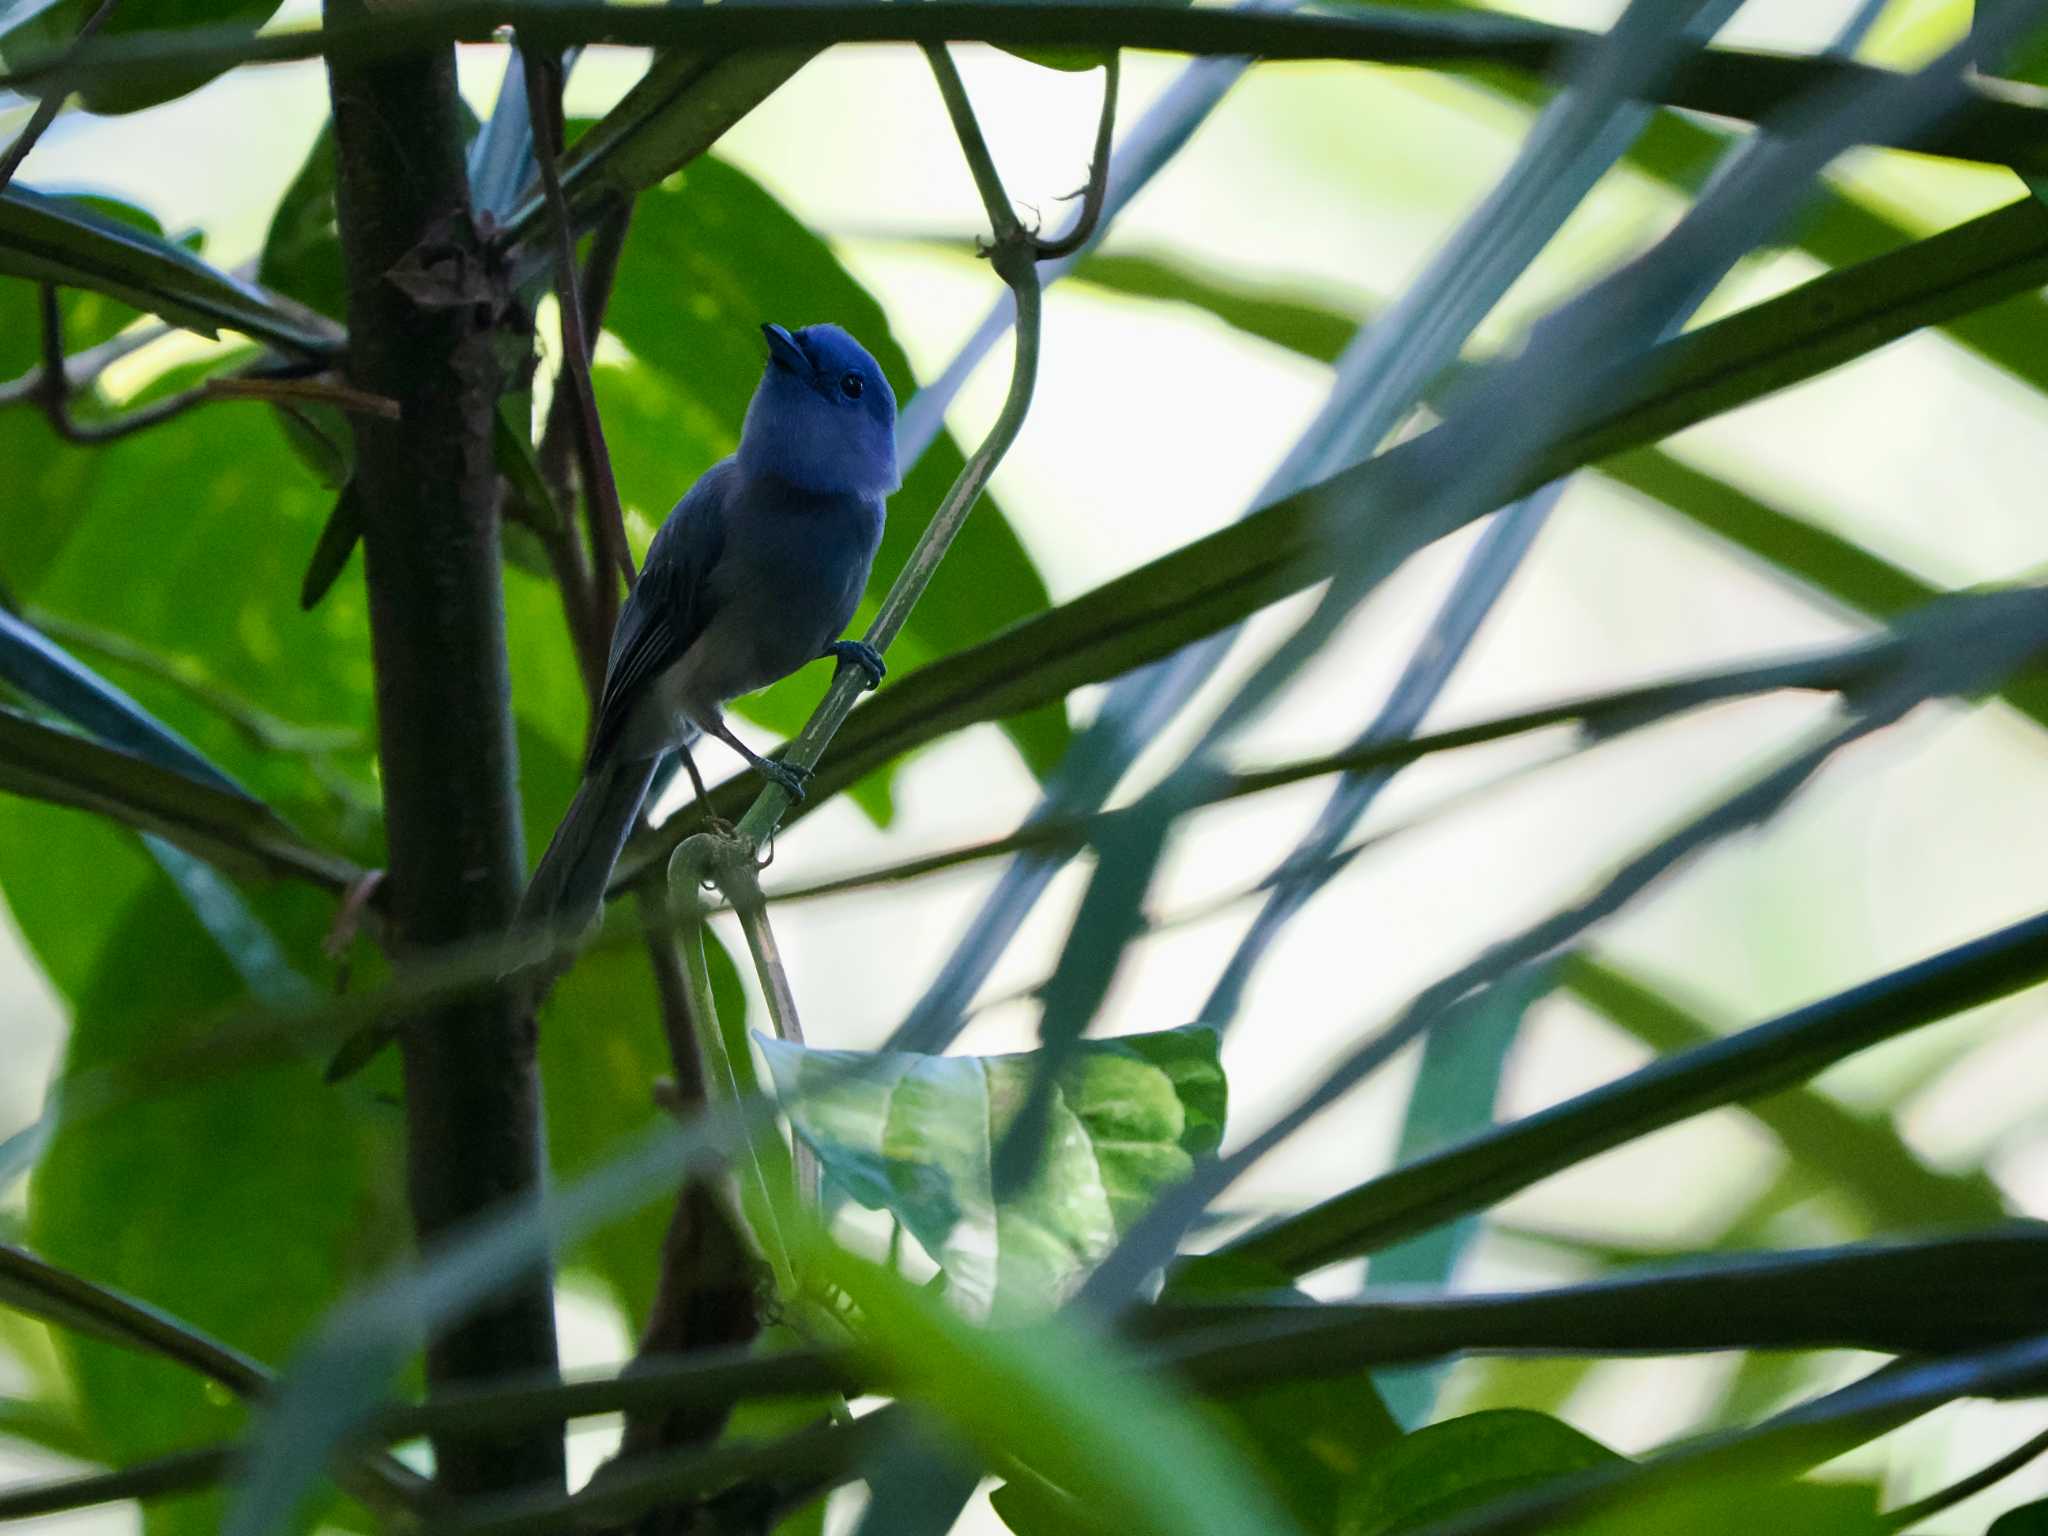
[322,0,562,1495]
[9,5,2048,177]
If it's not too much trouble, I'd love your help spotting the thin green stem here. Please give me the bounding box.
[921,45,1023,243]
[721,859,820,1206]
[671,837,800,1300]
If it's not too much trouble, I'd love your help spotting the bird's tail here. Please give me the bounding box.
[514,755,661,952]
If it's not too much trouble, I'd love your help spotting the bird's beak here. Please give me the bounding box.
[761,323,809,374]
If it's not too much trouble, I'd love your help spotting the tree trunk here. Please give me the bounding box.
[322,18,565,1495]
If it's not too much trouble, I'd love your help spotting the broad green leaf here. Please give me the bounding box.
[12,385,381,861]
[813,1241,1305,1536]
[993,1472,1116,1536]
[0,598,318,1013]
[25,873,402,1536]
[759,1025,1224,1320]
[1993,1499,2048,1533]
[0,187,334,355]
[1208,1374,1402,1534]
[257,122,344,323]
[600,155,1068,799]
[1337,1409,1621,1536]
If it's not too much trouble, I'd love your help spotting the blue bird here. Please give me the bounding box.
[517,321,897,939]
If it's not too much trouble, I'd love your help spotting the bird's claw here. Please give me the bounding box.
[761,759,811,802]
[828,639,886,691]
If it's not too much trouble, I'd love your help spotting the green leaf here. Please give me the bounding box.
[759,1024,1224,1320]
[1993,1499,2048,1534]
[1071,249,1358,364]
[25,873,401,1536]
[0,704,356,887]
[256,121,344,322]
[1337,1409,1622,1536]
[813,1242,1305,1536]
[298,485,363,612]
[0,187,335,355]
[0,605,236,791]
[505,49,813,246]
[992,1472,1118,1536]
[0,1395,94,1461]
[0,0,284,112]
[11,382,382,862]
[1209,1374,1402,1534]
[599,155,1067,795]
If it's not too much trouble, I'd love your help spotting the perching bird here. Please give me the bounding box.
[516,321,897,941]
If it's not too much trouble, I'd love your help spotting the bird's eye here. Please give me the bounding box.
[840,372,864,400]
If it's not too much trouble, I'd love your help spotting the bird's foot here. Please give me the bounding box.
[760,758,811,803]
[827,639,886,691]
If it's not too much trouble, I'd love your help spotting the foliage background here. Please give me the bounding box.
[6,0,2048,1530]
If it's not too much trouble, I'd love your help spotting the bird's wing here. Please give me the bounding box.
[586,462,732,768]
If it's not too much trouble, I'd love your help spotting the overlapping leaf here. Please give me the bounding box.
[760,1025,1224,1320]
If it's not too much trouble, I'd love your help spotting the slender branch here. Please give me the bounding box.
[522,41,634,622]
[526,202,633,701]
[440,1411,891,1536]
[202,374,400,417]
[670,839,800,1298]
[1032,52,1120,260]
[0,0,119,196]
[34,285,210,442]
[532,370,607,702]
[1,1243,266,1394]
[720,859,818,1205]
[12,4,2048,176]
[922,45,1023,244]
[576,203,632,348]
[19,291,371,443]
[342,1228,2048,1446]
[0,320,168,409]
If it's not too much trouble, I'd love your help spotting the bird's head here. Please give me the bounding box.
[739,322,900,498]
